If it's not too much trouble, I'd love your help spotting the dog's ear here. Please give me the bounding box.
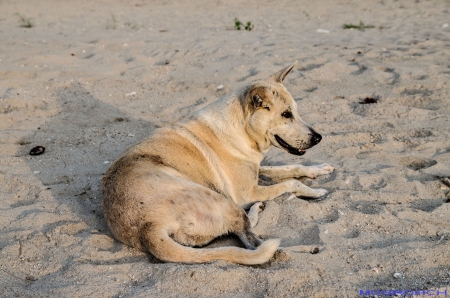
[252,94,263,107]
[246,86,272,111]
[271,61,298,83]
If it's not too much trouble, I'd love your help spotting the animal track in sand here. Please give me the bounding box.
[343,228,360,239]
[349,200,385,215]
[400,156,437,171]
[409,198,445,212]
[314,208,340,224]
[374,67,400,85]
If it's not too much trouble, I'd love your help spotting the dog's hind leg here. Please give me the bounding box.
[236,228,263,250]
[155,183,265,250]
[139,186,274,264]
[260,164,334,180]
[229,203,264,249]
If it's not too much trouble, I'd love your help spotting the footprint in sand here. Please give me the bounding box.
[374,67,400,85]
[349,200,385,215]
[400,156,437,171]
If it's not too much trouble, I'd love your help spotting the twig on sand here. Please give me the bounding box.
[343,21,375,31]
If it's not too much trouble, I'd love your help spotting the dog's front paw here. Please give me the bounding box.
[305,163,335,179]
[310,188,329,198]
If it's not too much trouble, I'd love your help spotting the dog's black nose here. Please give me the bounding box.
[310,128,322,145]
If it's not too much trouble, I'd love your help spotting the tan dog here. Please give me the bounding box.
[102,62,334,265]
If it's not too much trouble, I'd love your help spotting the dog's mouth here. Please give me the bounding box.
[274,135,306,156]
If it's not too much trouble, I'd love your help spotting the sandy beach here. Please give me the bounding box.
[1,0,449,297]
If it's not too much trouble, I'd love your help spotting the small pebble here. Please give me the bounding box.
[360,97,378,104]
[29,146,45,156]
[310,247,320,254]
[26,275,37,281]
[393,272,402,279]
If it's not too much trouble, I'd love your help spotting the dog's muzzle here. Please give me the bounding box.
[275,129,322,156]
[274,135,306,156]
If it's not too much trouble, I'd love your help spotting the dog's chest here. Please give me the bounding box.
[211,159,259,206]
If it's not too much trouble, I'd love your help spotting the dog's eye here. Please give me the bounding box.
[281,111,293,119]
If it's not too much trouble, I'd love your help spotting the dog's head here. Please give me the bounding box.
[241,62,322,155]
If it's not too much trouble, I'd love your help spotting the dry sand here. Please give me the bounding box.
[1,0,450,297]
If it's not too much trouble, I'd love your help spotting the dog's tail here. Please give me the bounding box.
[142,225,280,265]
